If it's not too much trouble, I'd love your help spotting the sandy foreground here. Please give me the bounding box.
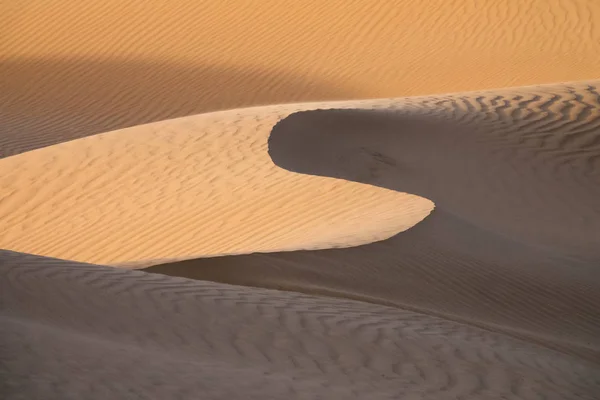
[2,0,600,399]
[2,82,600,399]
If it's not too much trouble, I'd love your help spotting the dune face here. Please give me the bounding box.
[0,104,433,266]
[268,83,600,258]
[147,82,600,363]
[3,250,600,400]
[3,0,600,398]
[5,1,599,94]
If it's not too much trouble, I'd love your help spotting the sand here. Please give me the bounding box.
[2,0,600,399]
[2,1,600,158]
[148,82,600,364]
[3,81,600,399]
[3,250,600,399]
[0,103,433,265]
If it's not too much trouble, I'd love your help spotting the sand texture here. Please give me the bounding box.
[2,0,600,399]
[145,82,600,364]
[0,102,434,266]
[2,81,600,399]
[2,250,600,400]
[2,1,600,158]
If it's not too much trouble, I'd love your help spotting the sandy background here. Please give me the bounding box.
[2,0,600,157]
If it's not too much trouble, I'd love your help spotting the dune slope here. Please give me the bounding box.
[2,250,600,400]
[2,0,600,398]
[147,81,600,363]
[0,103,433,265]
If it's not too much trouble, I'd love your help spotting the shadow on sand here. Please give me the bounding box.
[148,93,600,362]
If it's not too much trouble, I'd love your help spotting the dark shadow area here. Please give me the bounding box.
[0,56,353,158]
[148,88,600,363]
[268,108,600,257]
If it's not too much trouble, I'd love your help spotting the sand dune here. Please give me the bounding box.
[5,1,599,94]
[0,101,433,266]
[3,0,600,398]
[4,81,598,266]
[2,250,600,400]
[147,81,600,364]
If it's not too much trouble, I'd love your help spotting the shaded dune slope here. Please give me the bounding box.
[147,82,600,362]
[2,250,600,399]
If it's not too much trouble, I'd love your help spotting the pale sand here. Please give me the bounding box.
[0,101,434,266]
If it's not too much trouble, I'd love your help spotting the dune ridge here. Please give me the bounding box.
[0,102,434,266]
[147,80,600,364]
[4,81,599,266]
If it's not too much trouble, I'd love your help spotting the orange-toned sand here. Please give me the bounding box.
[4,0,599,97]
[2,1,600,399]
[2,0,600,159]
[0,101,434,266]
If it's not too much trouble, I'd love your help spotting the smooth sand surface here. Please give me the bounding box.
[0,102,433,266]
[2,0,600,398]
[2,250,600,399]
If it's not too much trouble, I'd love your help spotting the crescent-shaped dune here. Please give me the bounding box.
[3,81,600,400]
[146,81,600,364]
[2,0,600,399]
[0,102,434,266]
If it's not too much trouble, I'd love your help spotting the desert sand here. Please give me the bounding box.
[3,250,600,399]
[2,0,600,158]
[0,102,434,265]
[2,0,600,399]
[149,81,600,362]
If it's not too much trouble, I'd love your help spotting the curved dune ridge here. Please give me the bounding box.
[2,251,600,399]
[0,102,434,266]
[2,0,600,398]
[2,83,599,398]
[147,81,600,364]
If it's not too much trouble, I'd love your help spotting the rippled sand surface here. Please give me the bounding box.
[2,1,600,399]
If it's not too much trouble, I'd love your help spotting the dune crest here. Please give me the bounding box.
[0,104,434,266]
[147,80,600,363]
